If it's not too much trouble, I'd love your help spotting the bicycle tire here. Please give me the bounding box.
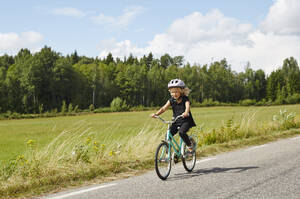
[155,142,172,180]
[182,137,196,172]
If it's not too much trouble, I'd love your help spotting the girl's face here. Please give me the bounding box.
[169,87,182,99]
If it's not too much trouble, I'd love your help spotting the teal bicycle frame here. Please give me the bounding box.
[156,115,185,160]
[166,129,184,158]
[155,115,197,180]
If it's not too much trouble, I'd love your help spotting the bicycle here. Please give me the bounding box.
[154,115,197,180]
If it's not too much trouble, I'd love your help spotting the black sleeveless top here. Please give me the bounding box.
[169,96,196,127]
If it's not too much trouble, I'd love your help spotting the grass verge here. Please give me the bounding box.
[2,128,300,199]
[197,128,300,157]
[0,108,299,198]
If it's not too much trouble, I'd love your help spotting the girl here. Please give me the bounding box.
[151,79,196,151]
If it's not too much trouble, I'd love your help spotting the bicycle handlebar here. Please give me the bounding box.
[154,115,182,124]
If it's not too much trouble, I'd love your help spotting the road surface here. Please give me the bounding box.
[44,135,300,199]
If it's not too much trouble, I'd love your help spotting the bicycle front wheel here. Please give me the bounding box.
[155,142,171,180]
[182,137,196,172]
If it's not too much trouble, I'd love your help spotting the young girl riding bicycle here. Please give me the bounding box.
[151,79,196,152]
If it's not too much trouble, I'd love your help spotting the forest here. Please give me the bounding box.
[0,46,300,114]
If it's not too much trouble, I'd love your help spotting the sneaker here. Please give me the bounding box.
[187,142,195,153]
[187,146,194,153]
[183,146,193,158]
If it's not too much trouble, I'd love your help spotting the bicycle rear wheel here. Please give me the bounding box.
[182,137,196,172]
[155,142,171,180]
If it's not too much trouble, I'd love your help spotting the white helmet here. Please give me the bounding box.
[168,79,185,88]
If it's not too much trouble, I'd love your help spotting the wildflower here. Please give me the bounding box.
[93,145,99,152]
[26,139,36,147]
[16,155,25,161]
[86,137,92,145]
[109,150,116,156]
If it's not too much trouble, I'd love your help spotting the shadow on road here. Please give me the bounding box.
[168,166,259,181]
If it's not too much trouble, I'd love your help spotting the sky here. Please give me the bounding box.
[1,0,300,74]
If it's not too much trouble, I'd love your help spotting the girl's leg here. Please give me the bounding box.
[179,122,191,146]
[170,124,179,136]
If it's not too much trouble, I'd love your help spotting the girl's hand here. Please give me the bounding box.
[150,113,157,118]
[182,112,189,118]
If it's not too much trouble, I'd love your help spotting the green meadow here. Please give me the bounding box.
[0,104,300,198]
[1,104,300,162]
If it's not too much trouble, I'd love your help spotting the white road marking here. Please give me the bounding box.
[245,144,268,151]
[47,183,117,199]
[291,136,300,140]
[196,158,216,164]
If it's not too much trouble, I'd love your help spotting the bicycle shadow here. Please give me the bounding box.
[168,166,259,181]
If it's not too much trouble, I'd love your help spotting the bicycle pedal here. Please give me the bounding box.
[174,156,179,164]
[160,158,170,163]
[172,153,179,164]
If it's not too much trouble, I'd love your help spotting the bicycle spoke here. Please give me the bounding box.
[182,137,196,172]
[155,142,171,180]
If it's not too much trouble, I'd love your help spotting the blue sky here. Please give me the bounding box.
[1,0,300,73]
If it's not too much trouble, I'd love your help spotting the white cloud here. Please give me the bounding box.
[98,38,146,58]
[92,6,144,27]
[99,1,300,74]
[91,14,115,25]
[52,7,86,18]
[0,31,43,55]
[261,0,300,35]
[168,10,253,46]
[117,6,144,27]
[181,31,300,74]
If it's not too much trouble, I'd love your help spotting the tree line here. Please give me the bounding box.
[0,46,300,114]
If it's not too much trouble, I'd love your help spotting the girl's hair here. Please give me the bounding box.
[183,87,191,96]
[169,87,191,96]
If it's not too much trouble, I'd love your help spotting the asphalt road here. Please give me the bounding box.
[44,135,300,199]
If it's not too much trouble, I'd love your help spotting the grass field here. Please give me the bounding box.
[1,104,300,162]
[0,104,300,198]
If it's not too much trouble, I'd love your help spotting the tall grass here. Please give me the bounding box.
[0,106,300,198]
[0,120,165,198]
[198,109,298,146]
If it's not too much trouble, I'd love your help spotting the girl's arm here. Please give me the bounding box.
[151,100,171,118]
[182,101,190,118]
